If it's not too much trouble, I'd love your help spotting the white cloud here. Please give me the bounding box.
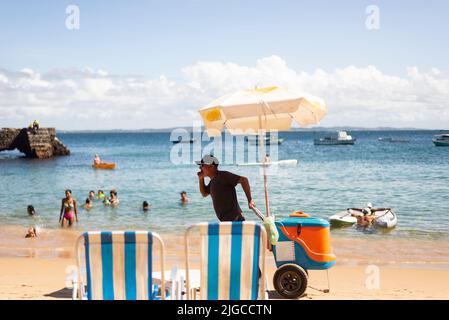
[0,56,448,129]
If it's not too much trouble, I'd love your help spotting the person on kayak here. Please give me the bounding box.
[350,202,375,226]
[93,154,102,165]
[196,154,256,222]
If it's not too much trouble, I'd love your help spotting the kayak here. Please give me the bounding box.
[329,210,358,228]
[329,208,397,229]
[92,163,116,170]
[237,159,298,166]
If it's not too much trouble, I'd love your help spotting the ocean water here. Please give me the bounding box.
[0,130,448,240]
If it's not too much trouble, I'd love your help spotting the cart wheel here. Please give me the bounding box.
[273,264,308,299]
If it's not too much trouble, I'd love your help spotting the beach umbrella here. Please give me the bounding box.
[198,86,327,217]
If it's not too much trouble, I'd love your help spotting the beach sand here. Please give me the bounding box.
[1,227,449,300]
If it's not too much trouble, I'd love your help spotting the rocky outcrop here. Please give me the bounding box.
[0,128,70,159]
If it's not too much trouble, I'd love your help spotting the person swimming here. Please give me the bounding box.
[88,191,96,201]
[59,189,78,227]
[110,190,119,206]
[103,196,111,206]
[97,190,105,200]
[350,202,375,226]
[180,191,189,205]
[143,201,150,212]
[27,205,36,216]
[25,227,37,238]
[84,198,92,210]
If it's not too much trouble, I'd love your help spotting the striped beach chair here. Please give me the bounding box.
[75,231,165,300]
[184,221,267,300]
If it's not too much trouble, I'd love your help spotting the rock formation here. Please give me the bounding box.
[0,128,70,159]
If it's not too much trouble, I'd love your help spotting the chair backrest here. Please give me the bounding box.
[185,221,266,300]
[76,231,165,300]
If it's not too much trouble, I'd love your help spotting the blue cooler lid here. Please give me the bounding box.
[276,216,329,228]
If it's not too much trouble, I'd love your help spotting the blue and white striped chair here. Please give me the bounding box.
[184,222,267,300]
[75,231,165,300]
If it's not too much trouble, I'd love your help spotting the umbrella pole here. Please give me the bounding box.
[258,125,270,218]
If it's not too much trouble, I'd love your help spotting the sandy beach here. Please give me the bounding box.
[1,227,448,300]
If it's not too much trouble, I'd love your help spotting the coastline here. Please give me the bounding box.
[1,225,449,299]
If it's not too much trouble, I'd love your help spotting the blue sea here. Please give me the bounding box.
[0,130,448,240]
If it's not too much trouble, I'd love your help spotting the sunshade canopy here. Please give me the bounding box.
[199,86,327,137]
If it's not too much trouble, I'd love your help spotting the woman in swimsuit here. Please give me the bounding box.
[59,190,78,227]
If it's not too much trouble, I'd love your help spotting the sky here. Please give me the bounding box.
[0,0,449,130]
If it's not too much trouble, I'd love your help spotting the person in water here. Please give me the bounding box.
[110,190,119,206]
[59,190,78,227]
[93,154,102,165]
[143,201,150,212]
[27,205,36,216]
[103,197,111,206]
[196,155,256,222]
[84,198,92,210]
[88,191,96,201]
[97,190,105,200]
[350,202,375,226]
[180,191,189,204]
[25,227,37,238]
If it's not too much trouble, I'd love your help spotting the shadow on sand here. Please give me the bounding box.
[44,287,72,299]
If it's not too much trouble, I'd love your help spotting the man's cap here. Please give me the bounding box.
[195,154,219,165]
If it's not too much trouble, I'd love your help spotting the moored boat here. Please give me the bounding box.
[432,134,449,146]
[329,208,397,229]
[246,136,284,145]
[314,131,356,145]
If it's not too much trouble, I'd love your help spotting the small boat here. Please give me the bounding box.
[329,210,358,228]
[92,163,116,170]
[245,136,284,145]
[237,159,298,166]
[432,134,449,146]
[372,209,398,228]
[378,137,411,143]
[314,131,356,145]
[329,208,397,229]
[171,138,195,144]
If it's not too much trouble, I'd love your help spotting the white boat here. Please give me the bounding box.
[432,134,449,146]
[329,208,397,229]
[373,209,398,228]
[237,159,298,167]
[329,210,358,228]
[246,136,284,145]
[314,131,356,145]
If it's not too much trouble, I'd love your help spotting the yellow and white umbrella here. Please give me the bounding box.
[198,86,327,216]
